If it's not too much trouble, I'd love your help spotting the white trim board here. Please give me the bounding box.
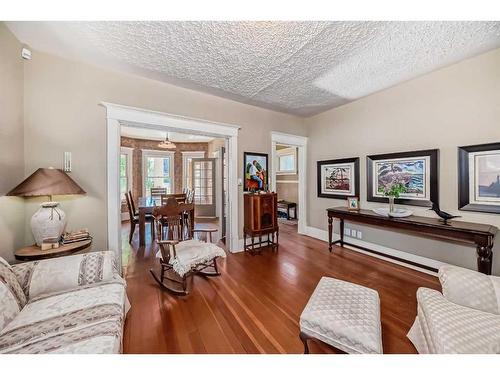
[276,180,299,184]
[271,131,308,236]
[101,102,241,271]
[303,226,443,276]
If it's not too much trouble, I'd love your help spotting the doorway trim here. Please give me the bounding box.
[101,102,240,269]
[270,131,308,235]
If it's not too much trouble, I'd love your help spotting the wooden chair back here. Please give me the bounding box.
[150,187,167,198]
[185,189,195,204]
[153,197,195,242]
[128,190,137,214]
[125,192,135,221]
[160,193,187,205]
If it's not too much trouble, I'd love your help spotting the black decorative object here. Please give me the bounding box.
[317,157,359,199]
[367,149,439,207]
[458,142,500,214]
[429,202,460,224]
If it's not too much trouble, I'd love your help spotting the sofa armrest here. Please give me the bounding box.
[438,265,500,315]
[11,251,119,300]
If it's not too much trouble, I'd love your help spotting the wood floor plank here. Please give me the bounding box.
[122,221,440,354]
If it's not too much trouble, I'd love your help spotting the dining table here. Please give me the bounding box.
[137,196,194,246]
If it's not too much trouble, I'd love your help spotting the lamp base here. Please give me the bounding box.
[31,202,67,247]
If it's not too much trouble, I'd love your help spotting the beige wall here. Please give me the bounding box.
[22,49,306,250]
[0,24,25,261]
[305,48,500,275]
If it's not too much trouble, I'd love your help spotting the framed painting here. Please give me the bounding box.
[317,157,359,199]
[458,142,500,214]
[367,149,438,207]
[244,152,268,192]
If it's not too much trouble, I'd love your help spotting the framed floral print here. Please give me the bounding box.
[317,157,359,199]
[459,142,500,214]
[367,149,439,207]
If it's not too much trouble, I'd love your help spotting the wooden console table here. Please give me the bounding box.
[15,239,92,261]
[327,207,497,274]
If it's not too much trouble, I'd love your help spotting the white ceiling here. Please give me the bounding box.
[121,125,214,142]
[6,21,500,117]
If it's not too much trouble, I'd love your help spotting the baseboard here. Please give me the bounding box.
[303,226,443,276]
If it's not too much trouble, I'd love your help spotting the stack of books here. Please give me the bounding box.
[61,229,92,245]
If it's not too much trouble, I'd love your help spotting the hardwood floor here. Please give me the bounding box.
[121,221,440,354]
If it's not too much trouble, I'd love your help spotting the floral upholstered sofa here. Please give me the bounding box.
[0,251,130,354]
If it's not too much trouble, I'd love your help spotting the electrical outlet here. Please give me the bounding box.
[344,228,351,236]
[351,229,357,237]
[357,230,362,239]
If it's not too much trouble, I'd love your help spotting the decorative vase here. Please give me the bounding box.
[30,202,67,247]
[388,196,395,213]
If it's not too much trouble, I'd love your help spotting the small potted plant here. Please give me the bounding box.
[383,183,407,213]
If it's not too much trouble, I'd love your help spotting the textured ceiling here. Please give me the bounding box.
[6,21,500,116]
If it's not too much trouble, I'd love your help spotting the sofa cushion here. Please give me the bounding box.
[0,283,21,333]
[0,258,27,307]
[413,287,500,354]
[439,265,500,315]
[0,280,127,354]
[19,251,118,300]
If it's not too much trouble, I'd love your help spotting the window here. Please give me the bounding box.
[120,147,133,201]
[142,150,174,196]
[276,147,297,175]
[182,151,205,190]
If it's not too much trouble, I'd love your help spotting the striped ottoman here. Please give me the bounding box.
[299,277,383,354]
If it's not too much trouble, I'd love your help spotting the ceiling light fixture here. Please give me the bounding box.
[158,132,176,150]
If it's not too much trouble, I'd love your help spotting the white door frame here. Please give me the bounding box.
[101,102,241,269]
[270,131,308,235]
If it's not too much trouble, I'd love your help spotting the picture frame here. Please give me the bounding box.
[347,196,360,211]
[243,152,269,192]
[317,157,359,199]
[367,149,438,207]
[458,142,500,214]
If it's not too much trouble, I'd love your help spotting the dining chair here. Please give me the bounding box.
[125,192,155,243]
[128,190,138,216]
[150,187,167,199]
[161,193,187,205]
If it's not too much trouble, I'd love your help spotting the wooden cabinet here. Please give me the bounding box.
[243,192,278,254]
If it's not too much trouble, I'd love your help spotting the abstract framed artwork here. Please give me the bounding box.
[367,149,438,207]
[317,157,359,199]
[458,142,500,214]
[244,152,268,192]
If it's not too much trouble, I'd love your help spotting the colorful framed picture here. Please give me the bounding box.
[367,149,438,207]
[347,197,360,211]
[317,157,359,199]
[458,142,500,214]
[244,152,268,192]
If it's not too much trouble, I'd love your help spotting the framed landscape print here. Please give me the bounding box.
[317,157,359,199]
[244,152,268,192]
[458,142,500,214]
[367,149,438,207]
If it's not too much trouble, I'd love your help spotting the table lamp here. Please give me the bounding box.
[7,167,86,247]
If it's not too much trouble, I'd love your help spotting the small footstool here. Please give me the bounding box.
[299,277,383,354]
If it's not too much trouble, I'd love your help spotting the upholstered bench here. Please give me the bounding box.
[299,277,383,354]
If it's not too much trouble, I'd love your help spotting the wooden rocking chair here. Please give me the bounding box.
[150,197,225,295]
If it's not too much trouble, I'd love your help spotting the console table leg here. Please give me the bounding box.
[328,216,333,252]
[339,219,344,247]
[477,245,493,275]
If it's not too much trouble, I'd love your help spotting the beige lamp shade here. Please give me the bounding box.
[7,168,86,199]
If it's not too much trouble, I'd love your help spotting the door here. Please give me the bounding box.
[191,158,216,217]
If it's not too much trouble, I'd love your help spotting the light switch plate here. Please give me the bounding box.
[344,228,351,236]
[351,229,357,237]
[357,231,363,239]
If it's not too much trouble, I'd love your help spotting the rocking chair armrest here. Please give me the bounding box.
[193,228,218,233]
[157,240,180,245]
